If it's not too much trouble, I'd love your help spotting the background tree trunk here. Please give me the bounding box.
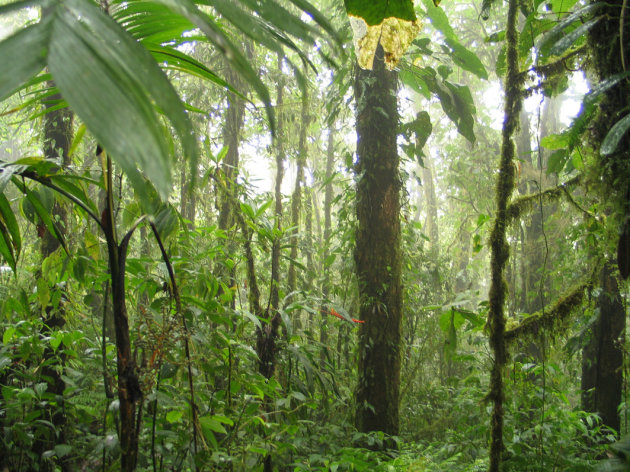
[270,53,286,314]
[33,84,74,472]
[287,76,309,331]
[422,153,439,254]
[320,128,335,362]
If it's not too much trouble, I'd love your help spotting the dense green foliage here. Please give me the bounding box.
[0,0,628,471]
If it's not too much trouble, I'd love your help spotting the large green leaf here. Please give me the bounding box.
[13,177,67,253]
[549,16,600,57]
[147,44,232,89]
[345,0,416,25]
[520,15,555,61]
[151,0,274,132]
[0,193,20,271]
[445,81,476,143]
[422,0,455,40]
[0,161,29,192]
[0,17,51,101]
[151,204,179,241]
[400,64,431,99]
[49,0,197,200]
[0,220,17,271]
[288,0,344,46]
[584,72,630,107]
[537,2,603,52]
[47,174,99,215]
[200,0,305,65]
[407,110,432,158]
[418,0,487,80]
[602,113,630,156]
[401,65,476,142]
[0,0,46,16]
[445,38,488,80]
[111,1,197,45]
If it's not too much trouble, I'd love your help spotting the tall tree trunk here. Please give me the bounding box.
[320,128,335,362]
[516,108,532,311]
[217,67,247,233]
[216,48,250,309]
[304,184,315,327]
[454,226,472,293]
[422,153,439,254]
[287,75,309,331]
[180,164,196,230]
[259,54,286,472]
[581,262,625,433]
[270,53,286,313]
[353,45,402,437]
[33,82,74,472]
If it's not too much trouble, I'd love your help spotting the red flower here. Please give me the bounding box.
[329,308,364,323]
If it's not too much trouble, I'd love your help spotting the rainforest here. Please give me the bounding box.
[0,0,629,471]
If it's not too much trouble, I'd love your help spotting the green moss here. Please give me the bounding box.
[504,279,593,344]
[505,175,582,223]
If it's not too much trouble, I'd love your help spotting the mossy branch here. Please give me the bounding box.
[506,175,582,223]
[517,47,586,90]
[504,276,594,344]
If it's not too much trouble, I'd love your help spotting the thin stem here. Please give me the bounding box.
[621,0,628,73]
[149,221,199,470]
[151,369,161,472]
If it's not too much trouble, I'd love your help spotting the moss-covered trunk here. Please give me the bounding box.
[579,0,630,435]
[587,0,630,278]
[487,0,521,467]
[354,44,402,437]
[581,262,625,433]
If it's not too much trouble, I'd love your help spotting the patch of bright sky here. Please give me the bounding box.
[483,71,590,131]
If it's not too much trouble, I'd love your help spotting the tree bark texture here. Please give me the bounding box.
[581,262,625,433]
[353,45,402,437]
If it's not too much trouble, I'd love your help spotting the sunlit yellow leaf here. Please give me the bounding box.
[349,15,421,70]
